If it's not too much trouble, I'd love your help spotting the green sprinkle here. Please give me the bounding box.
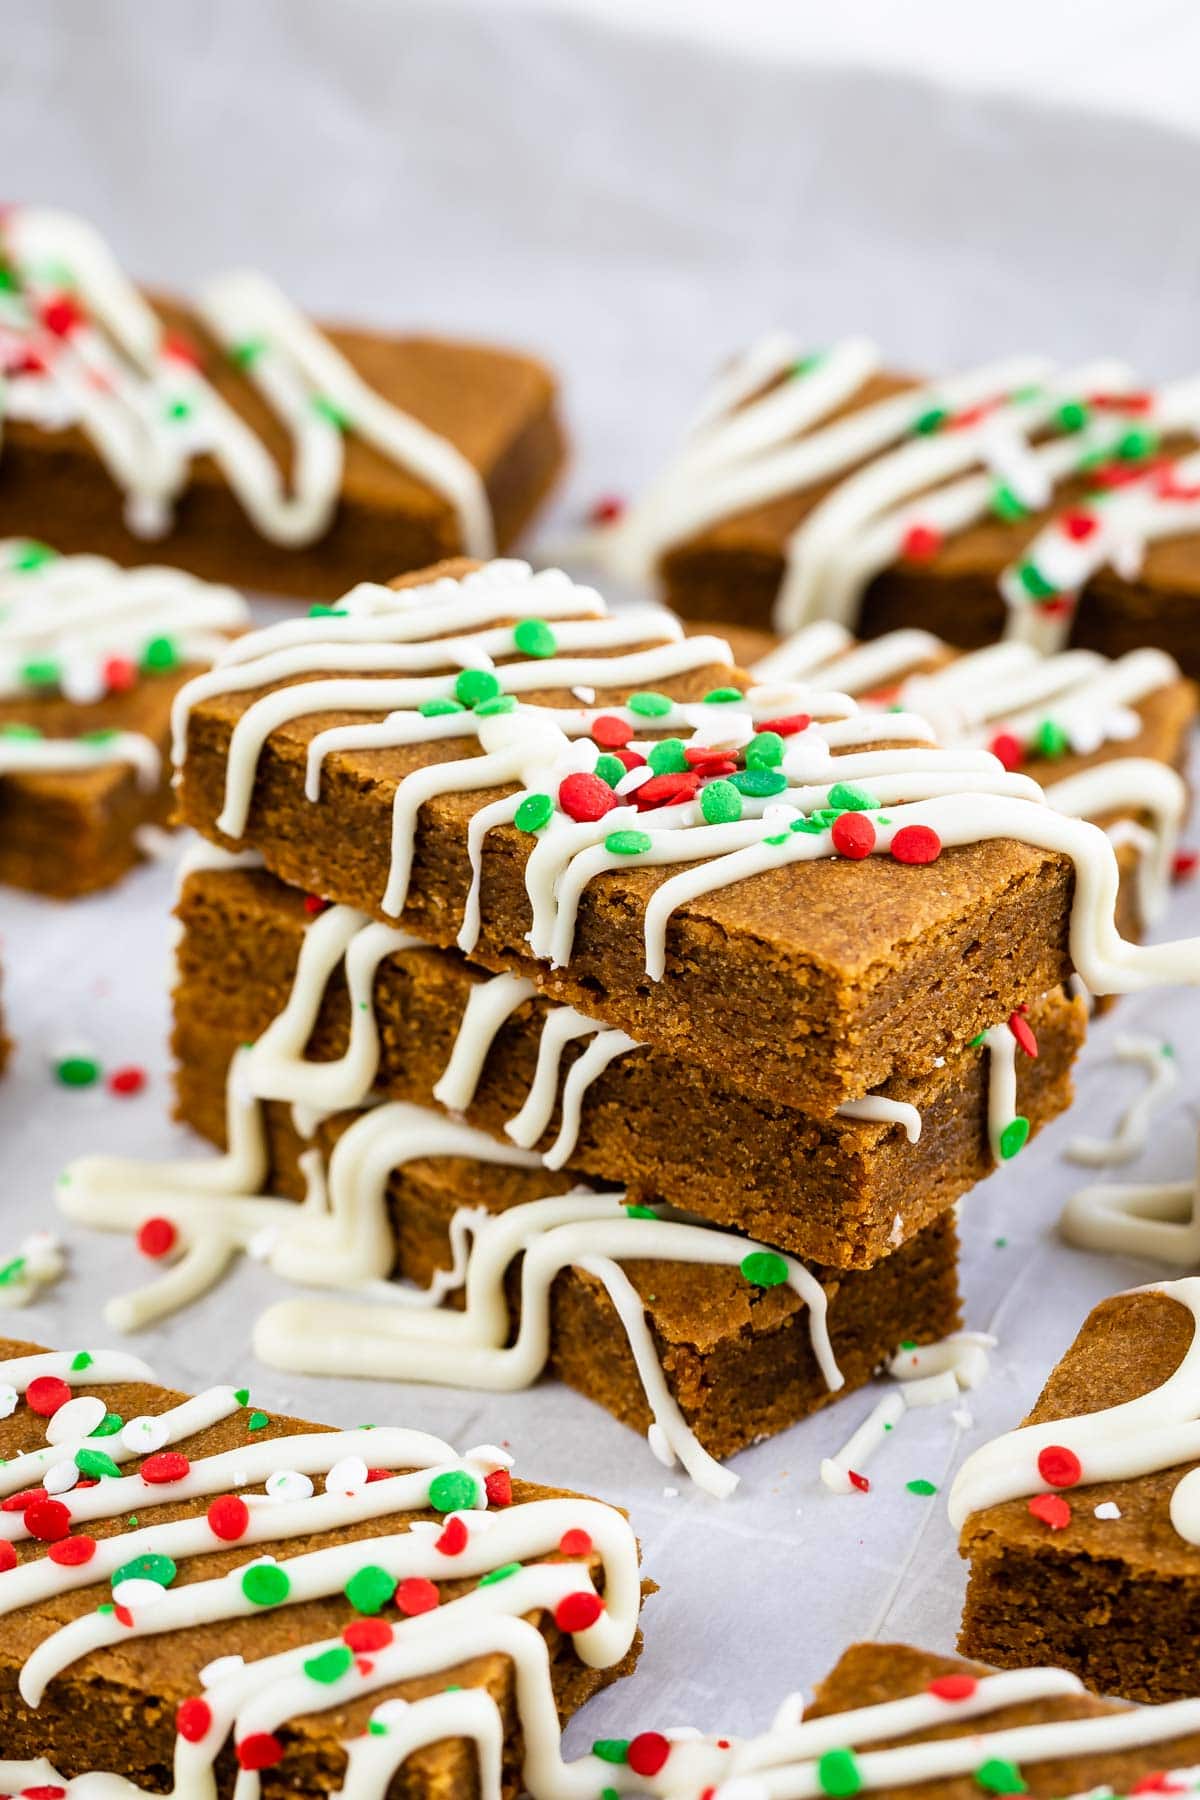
[141,635,179,673]
[164,397,192,422]
[703,686,743,705]
[605,828,652,856]
[20,657,59,687]
[113,1552,176,1588]
[428,1469,479,1513]
[234,1387,250,1405]
[740,1250,789,1288]
[912,405,948,436]
[308,602,346,617]
[990,482,1027,522]
[731,767,787,798]
[999,1116,1030,1160]
[764,831,791,846]
[478,1561,521,1586]
[56,1056,100,1089]
[628,691,672,718]
[701,779,742,824]
[304,1645,354,1685]
[10,540,56,572]
[126,1515,138,1527]
[899,1338,916,1350]
[1033,718,1069,759]
[71,1352,94,1372]
[827,781,877,812]
[647,737,688,775]
[906,1479,938,1497]
[818,1747,863,1796]
[591,1740,631,1765]
[229,337,267,368]
[344,1564,396,1614]
[1115,426,1157,462]
[1163,1042,1176,1058]
[745,731,784,770]
[968,1032,987,1047]
[367,1721,388,1737]
[419,697,465,718]
[790,816,827,834]
[93,1413,123,1437]
[454,668,502,708]
[601,1790,620,1800]
[241,1562,291,1607]
[594,753,625,789]
[1016,560,1058,601]
[247,1410,269,1432]
[97,1602,115,1616]
[1,722,42,740]
[473,693,517,717]
[0,1257,25,1287]
[791,352,825,377]
[625,1203,658,1219]
[975,1757,1027,1794]
[76,1448,123,1480]
[513,618,557,658]
[311,393,349,429]
[515,792,554,833]
[80,728,119,746]
[1055,399,1089,433]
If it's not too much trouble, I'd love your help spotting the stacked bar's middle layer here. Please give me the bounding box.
[175,865,1085,1269]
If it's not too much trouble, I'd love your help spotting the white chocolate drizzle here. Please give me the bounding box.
[820,1331,994,1496]
[1060,1140,1200,1267]
[1066,1034,1179,1167]
[0,208,493,553]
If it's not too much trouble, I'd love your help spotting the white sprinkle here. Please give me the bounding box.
[0,1386,18,1420]
[372,1699,410,1728]
[662,1486,679,1500]
[112,1576,169,1610]
[44,1457,80,1495]
[571,685,596,703]
[121,1415,169,1455]
[200,1654,245,1688]
[616,763,655,796]
[247,1226,280,1262]
[45,1394,107,1445]
[1094,1500,1122,1520]
[264,1468,314,1504]
[952,1407,975,1431]
[325,1454,369,1496]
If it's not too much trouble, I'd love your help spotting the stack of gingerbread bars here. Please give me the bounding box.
[141,553,1144,1489]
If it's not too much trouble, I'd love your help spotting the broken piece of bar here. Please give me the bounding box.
[171,860,1082,1267]
[0,208,565,597]
[0,544,248,895]
[583,334,1200,676]
[953,1276,1200,1702]
[0,1333,643,1797]
[174,558,1200,1114]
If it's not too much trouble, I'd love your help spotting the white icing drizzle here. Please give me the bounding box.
[0,1232,65,1307]
[949,1276,1200,1544]
[171,559,1200,1003]
[1066,1034,1179,1167]
[1060,1140,1200,1267]
[0,208,493,553]
[833,1096,921,1143]
[820,1330,993,1496]
[0,725,160,788]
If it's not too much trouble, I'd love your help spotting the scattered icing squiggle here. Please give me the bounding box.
[0,1233,65,1308]
[820,1331,994,1495]
[1066,1034,1179,1167]
[1060,1148,1200,1268]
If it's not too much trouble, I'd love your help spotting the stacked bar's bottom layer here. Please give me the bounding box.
[174,1057,962,1461]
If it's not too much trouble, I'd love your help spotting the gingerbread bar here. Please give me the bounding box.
[0,545,248,896]
[728,619,1196,940]
[172,559,1194,1117]
[172,861,1083,1266]
[0,208,564,598]
[0,1334,644,1797]
[954,1276,1200,1702]
[584,336,1200,676]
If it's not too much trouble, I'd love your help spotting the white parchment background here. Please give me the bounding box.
[2,0,1200,1749]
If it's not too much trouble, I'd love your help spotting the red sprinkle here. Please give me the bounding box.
[48,1535,97,1566]
[484,1468,513,1508]
[927,1673,979,1702]
[21,1790,67,1799]
[344,1618,394,1653]
[555,1590,603,1633]
[1008,1011,1039,1058]
[24,1498,71,1543]
[1036,1444,1082,1489]
[634,770,700,810]
[176,1696,213,1743]
[588,495,626,526]
[559,770,618,823]
[0,1540,17,1572]
[237,1732,285,1772]
[890,824,941,866]
[26,1376,72,1418]
[989,731,1024,772]
[1060,508,1098,541]
[136,1217,178,1260]
[559,1527,593,1558]
[366,1468,395,1484]
[435,1514,469,1556]
[900,523,942,562]
[847,1469,871,1493]
[592,714,633,750]
[395,1576,440,1616]
[1090,389,1153,414]
[303,893,329,916]
[113,1601,134,1628]
[1173,850,1199,880]
[610,745,646,772]
[142,1451,190,1486]
[108,1065,147,1098]
[831,812,876,860]
[3,1488,47,1513]
[102,655,137,694]
[683,748,738,775]
[1028,1492,1072,1530]
[207,1494,250,1541]
[161,333,202,368]
[757,714,811,737]
[40,295,84,337]
[628,1732,672,1778]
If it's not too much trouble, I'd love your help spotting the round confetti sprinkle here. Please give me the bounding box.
[46,1394,107,1443]
[208,1495,250,1541]
[428,1469,479,1514]
[1034,718,1069,759]
[344,1563,396,1614]
[396,1576,441,1616]
[265,1468,314,1503]
[484,1468,513,1508]
[731,768,787,798]
[515,792,554,833]
[900,523,942,562]
[927,1673,978,1702]
[828,782,877,812]
[25,1499,71,1542]
[121,1415,168,1455]
[999,1116,1031,1160]
[592,715,633,749]
[74,1448,122,1481]
[628,1733,671,1778]
[418,697,465,718]
[141,1451,189,1485]
[142,636,179,674]
[976,1756,1026,1795]
[513,618,557,658]
[54,1054,100,1088]
[113,1552,176,1589]
[473,694,517,717]
[703,687,742,705]
[634,771,699,810]
[560,1527,593,1558]
[605,828,652,856]
[593,753,625,789]
[176,1697,213,1743]
[831,812,876,860]
[745,731,784,770]
[107,1065,147,1097]
[891,824,942,865]
[592,1739,631,1765]
[0,1541,15,1572]
[817,1746,863,1796]
[740,1250,789,1288]
[627,692,672,719]
[26,1376,72,1418]
[555,1591,603,1633]
[647,737,688,775]
[304,1645,354,1685]
[989,731,1024,772]
[435,1514,469,1555]
[1036,1444,1082,1489]
[236,1733,285,1772]
[454,668,501,708]
[48,1535,96,1567]
[701,779,742,825]
[906,1479,938,1497]
[559,771,618,823]
[136,1217,178,1259]
[1028,1492,1072,1530]
[344,1618,393,1653]
[242,1562,291,1606]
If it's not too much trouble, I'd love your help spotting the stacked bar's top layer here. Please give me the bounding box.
[954,1278,1200,1703]
[175,863,1083,1266]
[0,549,249,895]
[0,1335,643,1797]
[166,557,1154,1118]
[587,336,1200,673]
[0,209,564,598]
